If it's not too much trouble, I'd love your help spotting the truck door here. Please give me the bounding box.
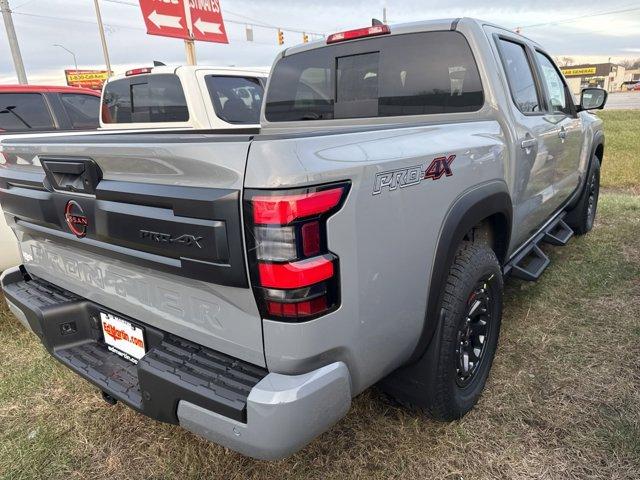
[532,50,583,206]
[494,36,560,245]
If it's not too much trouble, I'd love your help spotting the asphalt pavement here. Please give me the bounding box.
[604,91,640,110]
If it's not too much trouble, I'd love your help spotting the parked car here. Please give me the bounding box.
[0,18,606,460]
[0,85,101,270]
[621,80,640,91]
[100,66,269,130]
[0,85,100,133]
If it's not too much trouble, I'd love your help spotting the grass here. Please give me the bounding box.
[597,111,640,193]
[0,112,639,479]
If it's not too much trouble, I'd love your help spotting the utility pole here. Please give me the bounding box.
[1,0,28,84]
[382,6,387,24]
[93,0,112,75]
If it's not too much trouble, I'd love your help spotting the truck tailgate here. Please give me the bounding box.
[0,131,265,366]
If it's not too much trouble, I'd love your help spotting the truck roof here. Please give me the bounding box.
[107,65,270,84]
[281,17,541,57]
[0,85,101,96]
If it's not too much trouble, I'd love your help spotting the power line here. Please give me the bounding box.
[10,10,296,47]
[520,5,640,29]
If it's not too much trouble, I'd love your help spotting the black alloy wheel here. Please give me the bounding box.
[456,276,494,388]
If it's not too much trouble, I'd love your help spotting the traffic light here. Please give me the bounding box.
[277,29,284,45]
[303,32,309,43]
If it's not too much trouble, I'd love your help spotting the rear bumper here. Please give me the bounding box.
[1,266,352,460]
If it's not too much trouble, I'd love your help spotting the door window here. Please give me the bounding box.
[60,93,100,129]
[0,93,54,132]
[535,52,571,115]
[497,39,541,114]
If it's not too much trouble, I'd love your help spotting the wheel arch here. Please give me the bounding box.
[413,180,512,363]
[379,180,512,401]
[592,130,605,165]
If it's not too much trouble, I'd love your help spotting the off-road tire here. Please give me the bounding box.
[424,242,503,421]
[566,156,601,235]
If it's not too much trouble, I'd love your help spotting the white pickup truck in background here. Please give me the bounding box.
[0,65,269,270]
[100,65,269,130]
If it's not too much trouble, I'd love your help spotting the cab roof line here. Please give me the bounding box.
[450,18,461,30]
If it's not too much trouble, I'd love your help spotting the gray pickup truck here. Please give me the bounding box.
[0,18,606,459]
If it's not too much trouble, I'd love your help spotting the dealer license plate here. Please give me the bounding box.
[100,312,146,364]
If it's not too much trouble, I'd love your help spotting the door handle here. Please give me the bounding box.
[521,138,537,150]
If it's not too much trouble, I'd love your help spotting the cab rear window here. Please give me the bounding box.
[205,75,265,125]
[102,74,189,123]
[265,31,484,122]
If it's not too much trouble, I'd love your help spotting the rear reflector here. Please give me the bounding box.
[258,256,334,289]
[327,25,390,44]
[267,296,328,318]
[252,187,344,225]
[125,67,153,76]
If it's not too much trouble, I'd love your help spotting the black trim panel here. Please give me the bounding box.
[0,170,248,288]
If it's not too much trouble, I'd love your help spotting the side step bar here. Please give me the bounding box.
[504,213,574,281]
[542,218,574,246]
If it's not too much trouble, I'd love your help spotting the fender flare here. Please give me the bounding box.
[567,129,605,211]
[408,180,512,363]
[591,129,605,163]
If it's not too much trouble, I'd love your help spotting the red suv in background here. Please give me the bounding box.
[0,85,101,133]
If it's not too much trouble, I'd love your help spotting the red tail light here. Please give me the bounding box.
[244,183,349,321]
[326,25,390,44]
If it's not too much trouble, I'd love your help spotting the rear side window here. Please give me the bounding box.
[0,93,55,132]
[497,39,541,114]
[102,74,188,123]
[61,93,100,129]
[205,75,264,124]
[265,31,484,122]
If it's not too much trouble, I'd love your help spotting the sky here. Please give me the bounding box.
[1,0,640,84]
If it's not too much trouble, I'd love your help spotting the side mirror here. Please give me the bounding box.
[579,88,607,111]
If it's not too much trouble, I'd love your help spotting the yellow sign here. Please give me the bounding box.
[560,67,597,77]
[64,70,110,90]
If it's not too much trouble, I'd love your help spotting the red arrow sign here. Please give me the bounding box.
[139,0,189,40]
[189,0,228,43]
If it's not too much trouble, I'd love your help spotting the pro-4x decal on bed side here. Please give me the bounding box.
[373,155,456,195]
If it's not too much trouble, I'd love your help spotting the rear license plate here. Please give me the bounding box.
[100,312,146,364]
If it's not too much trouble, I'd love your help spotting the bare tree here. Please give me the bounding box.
[620,58,640,70]
[554,56,575,67]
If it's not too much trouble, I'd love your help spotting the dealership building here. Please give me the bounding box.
[560,63,627,95]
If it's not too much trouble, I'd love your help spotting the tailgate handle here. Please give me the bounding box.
[41,158,102,194]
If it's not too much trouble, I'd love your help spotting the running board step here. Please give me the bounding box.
[543,217,574,246]
[509,243,550,282]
